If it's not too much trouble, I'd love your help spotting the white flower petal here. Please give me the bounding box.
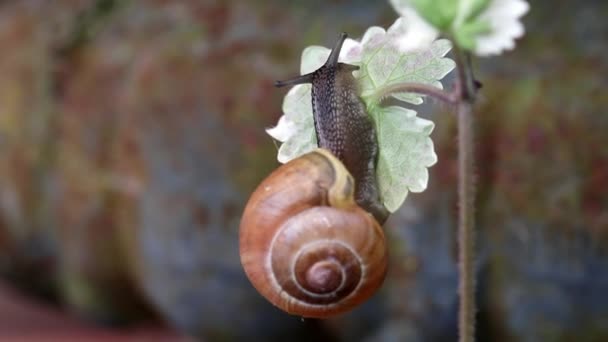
[474,0,530,56]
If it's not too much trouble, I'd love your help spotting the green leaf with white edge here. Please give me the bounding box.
[267,18,455,212]
[356,31,455,105]
[270,84,317,163]
[300,46,330,74]
[372,106,437,212]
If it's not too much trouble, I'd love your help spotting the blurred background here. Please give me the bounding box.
[0,0,606,341]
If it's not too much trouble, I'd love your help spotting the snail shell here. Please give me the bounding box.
[239,148,387,318]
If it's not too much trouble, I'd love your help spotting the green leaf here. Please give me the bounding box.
[372,106,437,212]
[271,84,317,163]
[357,37,455,105]
[268,20,455,213]
[300,46,330,74]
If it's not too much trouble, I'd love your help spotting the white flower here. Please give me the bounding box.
[472,0,529,56]
[390,0,529,56]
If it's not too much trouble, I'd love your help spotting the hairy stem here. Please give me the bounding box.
[372,42,478,342]
[457,100,475,342]
[454,47,477,342]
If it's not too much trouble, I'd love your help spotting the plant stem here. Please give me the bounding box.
[373,43,478,342]
[457,100,475,342]
[453,47,477,342]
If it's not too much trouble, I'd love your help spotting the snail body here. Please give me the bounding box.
[239,149,387,318]
[276,33,389,224]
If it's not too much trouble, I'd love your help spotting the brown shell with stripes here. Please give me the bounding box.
[239,148,388,318]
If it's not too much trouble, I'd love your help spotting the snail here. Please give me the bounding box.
[239,149,387,318]
[240,33,390,318]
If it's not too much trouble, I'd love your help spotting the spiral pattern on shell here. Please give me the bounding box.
[240,148,388,318]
